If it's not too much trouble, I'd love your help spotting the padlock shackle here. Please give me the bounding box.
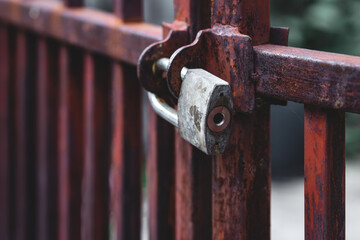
[156,58,188,80]
[147,92,179,127]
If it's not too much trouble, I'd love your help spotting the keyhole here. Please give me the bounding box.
[213,112,225,126]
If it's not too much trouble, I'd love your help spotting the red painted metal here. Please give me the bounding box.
[81,53,96,240]
[0,1,161,65]
[211,0,270,45]
[14,31,27,240]
[304,106,345,239]
[146,104,175,240]
[254,44,360,113]
[58,45,70,240]
[36,37,49,240]
[110,62,142,240]
[58,45,84,240]
[14,30,37,240]
[109,1,144,239]
[174,133,212,240]
[35,37,62,240]
[0,0,357,239]
[0,24,9,240]
[212,107,271,239]
[114,0,142,21]
[82,53,112,240]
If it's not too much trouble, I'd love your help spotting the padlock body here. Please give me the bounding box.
[178,69,233,155]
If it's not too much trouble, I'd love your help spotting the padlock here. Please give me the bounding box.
[148,58,233,155]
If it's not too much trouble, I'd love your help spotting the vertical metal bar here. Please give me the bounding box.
[175,134,212,240]
[14,30,27,240]
[207,1,271,238]
[64,0,83,7]
[212,107,271,239]
[37,37,49,240]
[0,24,9,240]
[81,53,95,240]
[114,0,142,21]
[14,30,38,240]
[304,106,345,240]
[173,0,211,40]
[211,0,270,44]
[58,45,70,240]
[92,56,112,240]
[46,39,60,240]
[81,53,111,240]
[111,0,143,239]
[37,38,59,240]
[111,62,142,240]
[146,102,175,240]
[58,45,84,240]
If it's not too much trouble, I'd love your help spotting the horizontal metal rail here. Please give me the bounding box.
[1,0,360,113]
[0,0,161,65]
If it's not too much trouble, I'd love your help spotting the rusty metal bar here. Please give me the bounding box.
[82,53,112,240]
[36,37,50,240]
[14,30,27,240]
[92,55,112,240]
[208,0,271,239]
[14,30,38,240]
[174,135,212,240]
[64,0,83,7]
[114,0,142,21]
[0,1,359,112]
[146,102,175,240]
[0,24,9,240]
[304,106,345,239]
[211,0,270,45]
[212,108,271,239]
[35,37,61,240]
[58,45,70,240]
[109,1,143,239]
[254,44,360,113]
[58,45,84,240]
[43,39,60,240]
[111,62,142,240]
[0,1,161,65]
[81,53,96,240]
[173,0,211,40]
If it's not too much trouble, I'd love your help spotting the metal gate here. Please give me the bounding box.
[0,0,359,239]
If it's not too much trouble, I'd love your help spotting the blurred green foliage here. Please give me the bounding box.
[271,0,360,56]
[272,0,360,159]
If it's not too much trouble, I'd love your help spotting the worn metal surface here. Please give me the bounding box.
[0,24,9,240]
[81,53,112,240]
[36,38,59,240]
[0,0,357,239]
[212,105,271,239]
[304,106,345,240]
[174,133,212,240]
[178,69,233,155]
[211,0,270,45]
[110,0,143,239]
[58,45,85,240]
[0,0,161,65]
[110,63,142,240]
[137,22,188,95]
[13,30,38,240]
[146,101,175,240]
[167,25,254,112]
[254,44,360,113]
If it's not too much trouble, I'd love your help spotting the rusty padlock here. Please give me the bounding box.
[148,58,233,155]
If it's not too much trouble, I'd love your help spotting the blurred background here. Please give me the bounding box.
[85,0,360,239]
